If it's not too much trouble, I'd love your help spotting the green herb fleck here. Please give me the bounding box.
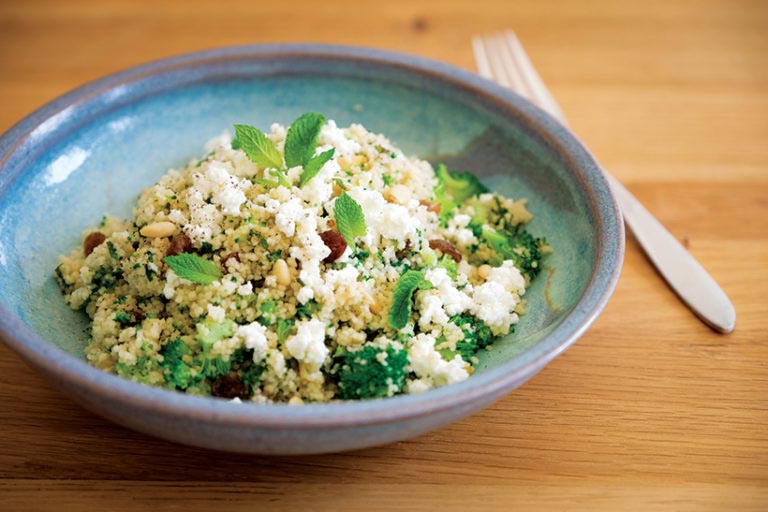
[296,300,320,320]
[266,249,282,263]
[107,240,120,260]
[114,310,132,325]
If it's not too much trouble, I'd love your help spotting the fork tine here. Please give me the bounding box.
[492,33,533,99]
[471,36,493,80]
[501,30,568,124]
[480,36,513,89]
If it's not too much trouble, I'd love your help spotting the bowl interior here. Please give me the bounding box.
[0,50,598,375]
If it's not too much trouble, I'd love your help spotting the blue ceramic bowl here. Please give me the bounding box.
[0,44,623,454]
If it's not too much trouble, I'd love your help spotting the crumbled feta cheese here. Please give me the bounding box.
[347,187,418,245]
[471,282,520,335]
[207,304,226,322]
[237,282,253,296]
[237,322,269,362]
[407,333,470,388]
[275,197,303,237]
[487,260,526,294]
[285,319,328,365]
[423,267,472,316]
[168,209,187,224]
[297,286,314,304]
[318,120,361,157]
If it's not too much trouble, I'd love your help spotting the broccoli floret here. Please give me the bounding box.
[434,164,488,220]
[503,224,545,281]
[447,315,494,362]
[276,317,295,344]
[196,319,236,351]
[160,338,194,389]
[160,337,234,390]
[480,225,545,281]
[337,344,409,400]
[296,299,320,320]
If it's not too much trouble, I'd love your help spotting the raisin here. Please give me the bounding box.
[83,232,106,256]
[167,234,191,256]
[210,373,248,399]
[395,239,413,260]
[320,230,347,263]
[429,239,462,263]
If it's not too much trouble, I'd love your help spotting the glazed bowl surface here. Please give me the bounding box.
[0,44,623,454]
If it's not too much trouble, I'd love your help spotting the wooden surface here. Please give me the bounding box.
[1,1,766,510]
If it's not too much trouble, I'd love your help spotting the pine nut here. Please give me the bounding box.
[272,259,290,287]
[140,221,176,238]
[478,264,492,279]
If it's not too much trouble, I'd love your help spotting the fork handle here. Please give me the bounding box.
[605,173,735,333]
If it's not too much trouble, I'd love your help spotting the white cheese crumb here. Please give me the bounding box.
[407,333,470,388]
[236,282,253,296]
[471,282,520,335]
[237,322,269,362]
[487,260,526,294]
[318,120,361,157]
[207,304,226,322]
[275,197,304,237]
[285,319,328,365]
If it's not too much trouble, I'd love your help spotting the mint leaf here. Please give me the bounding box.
[234,124,282,169]
[284,112,326,168]
[299,148,335,187]
[334,193,366,247]
[389,270,427,330]
[164,253,222,285]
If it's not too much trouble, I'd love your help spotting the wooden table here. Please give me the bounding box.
[1,1,766,509]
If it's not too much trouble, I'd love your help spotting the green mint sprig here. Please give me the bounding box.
[233,124,283,169]
[299,148,335,187]
[164,253,223,285]
[284,112,326,169]
[388,270,434,330]
[334,192,366,248]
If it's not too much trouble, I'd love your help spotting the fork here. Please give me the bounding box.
[472,30,736,334]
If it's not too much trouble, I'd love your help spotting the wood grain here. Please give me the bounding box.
[1,0,767,510]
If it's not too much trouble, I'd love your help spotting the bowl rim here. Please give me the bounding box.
[0,43,624,429]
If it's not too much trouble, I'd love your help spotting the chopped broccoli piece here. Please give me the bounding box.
[115,355,157,384]
[195,320,236,351]
[450,315,494,362]
[241,363,264,390]
[201,356,231,379]
[337,345,409,400]
[258,299,277,325]
[276,317,295,344]
[160,338,194,389]
[503,224,545,281]
[297,299,320,320]
[434,164,489,219]
[480,225,545,281]
[436,254,457,279]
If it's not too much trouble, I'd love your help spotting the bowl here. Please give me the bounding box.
[0,44,624,454]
